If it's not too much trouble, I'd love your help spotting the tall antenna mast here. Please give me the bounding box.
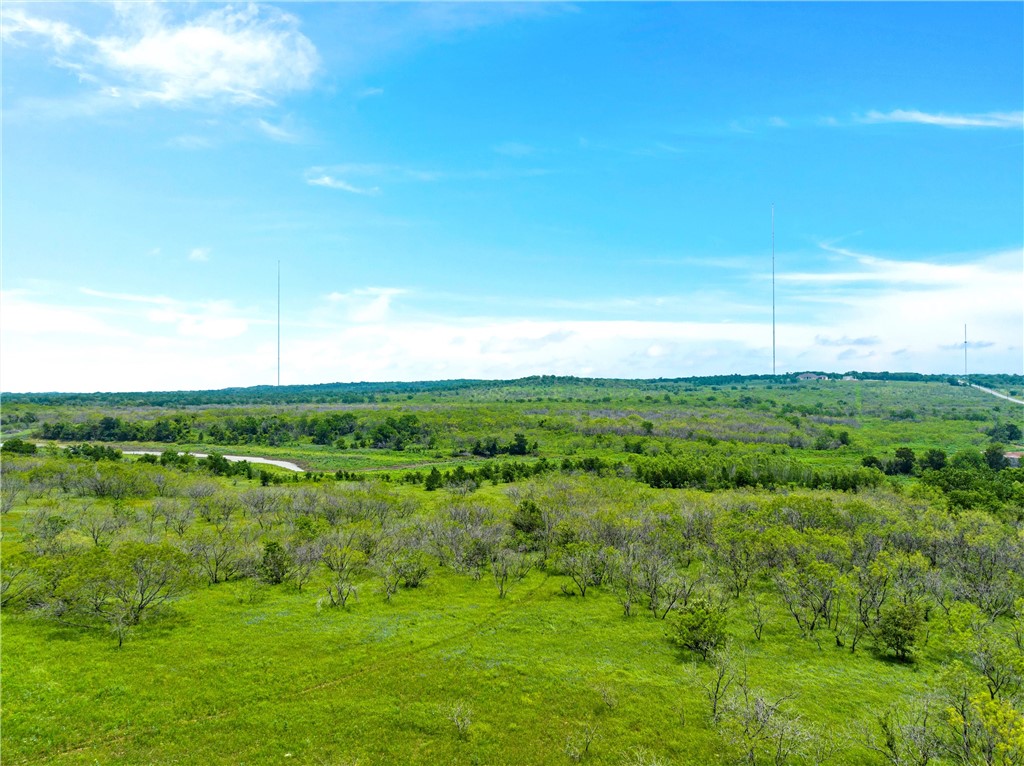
[771,203,776,376]
[964,324,967,383]
[277,260,281,387]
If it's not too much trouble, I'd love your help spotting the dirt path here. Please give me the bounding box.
[122,450,305,472]
[968,383,1024,406]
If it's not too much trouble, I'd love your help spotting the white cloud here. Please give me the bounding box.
[305,174,380,196]
[778,245,1019,290]
[858,109,1024,129]
[3,244,1021,392]
[79,287,174,305]
[303,162,550,192]
[3,3,319,108]
[322,288,406,323]
[814,335,881,348]
[188,247,210,262]
[256,117,301,143]
[1,7,81,50]
[147,308,249,340]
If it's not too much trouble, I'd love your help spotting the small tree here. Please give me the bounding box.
[984,443,1009,471]
[322,541,365,608]
[702,646,739,723]
[424,467,444,491]
[865,697,942,766]
[491,547,534,599]
[564,718,599,763]
[891,448,916,475]
[258,541,293,585]
[673,596,727,660]
[442,700,473,741]
[876,601,923,661]
[557,542,612,598]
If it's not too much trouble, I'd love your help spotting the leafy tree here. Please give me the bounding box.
[424,467,443,491]
[862,455,884,471]
[987,422,1023,443]
[673,595,728,660]
[107,542,191,626]
[876,601,923,660]
[920,449,948,471]
[0,438,37,455]
[892,448,917,476]
[508,433,530,455]
[258,541,292,585]
[950,448,987,471]
[984,443,1009,471]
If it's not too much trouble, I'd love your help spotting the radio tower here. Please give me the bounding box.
[277,260,281,387]
[771,204,776,376]
[963,324,968,383]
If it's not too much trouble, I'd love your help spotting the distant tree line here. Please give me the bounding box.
[9,372,1021,407]
[38,412,437,451]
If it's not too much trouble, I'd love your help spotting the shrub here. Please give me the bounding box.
[672,595,727,659]
[877,601,923,660]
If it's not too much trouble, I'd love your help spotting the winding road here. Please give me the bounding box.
[122,450,304,472]
[968,383,1024,406]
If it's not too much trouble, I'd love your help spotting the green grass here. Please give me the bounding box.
[2,563,953,765]
[2,377,1021,764]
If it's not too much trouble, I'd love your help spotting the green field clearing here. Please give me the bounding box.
[2,375,1022,764]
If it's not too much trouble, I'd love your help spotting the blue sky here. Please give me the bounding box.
[2,2,1022,392]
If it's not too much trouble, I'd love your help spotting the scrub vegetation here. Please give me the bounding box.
[2,374,1022,765]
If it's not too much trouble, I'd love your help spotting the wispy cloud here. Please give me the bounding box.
[304,162,547,194]
[305,174,381,196]
[2,3,319,109]
[188,247,210,262]
[146,305,249,340]
[256,117,301,143]
[857,109,1024,129]
[5,261,1021,392]
[324,287,406,323]
[1,8,81,49]
[815,334,881,347]
[939,340,995,350]
[80,287,173,305]
[778,244,1018,289]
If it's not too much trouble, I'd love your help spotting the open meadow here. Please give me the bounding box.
[2,374,1023,765]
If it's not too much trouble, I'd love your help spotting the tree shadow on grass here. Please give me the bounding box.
[871,649,918,667]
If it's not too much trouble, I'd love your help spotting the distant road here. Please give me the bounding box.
[122,450,304,472]
[969,383,1024,406]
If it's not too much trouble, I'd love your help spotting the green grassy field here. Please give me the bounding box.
[2,376,1022,764]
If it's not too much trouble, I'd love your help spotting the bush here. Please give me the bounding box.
[876,601,923,660]
[0,439,37,455]
[672,595,727,659]
[258,541,292,584]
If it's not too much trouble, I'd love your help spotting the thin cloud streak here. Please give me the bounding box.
[305,174,381,196]
[79,287,174,305]
[858,109,1024,129]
